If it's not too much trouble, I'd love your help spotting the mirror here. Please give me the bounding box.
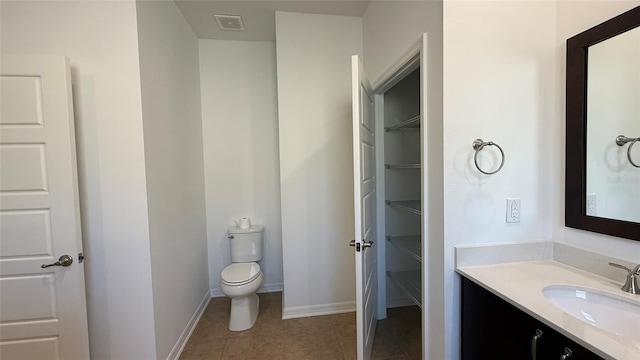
[566,6,640,241]
[586,26,640,223]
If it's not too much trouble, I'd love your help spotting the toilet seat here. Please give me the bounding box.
[221,262,261,286]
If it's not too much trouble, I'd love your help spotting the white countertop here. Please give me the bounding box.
[456,260,640,360]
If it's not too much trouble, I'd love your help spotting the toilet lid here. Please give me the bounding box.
[221,262,261,284]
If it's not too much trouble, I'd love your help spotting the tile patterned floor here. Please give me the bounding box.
[180,292,421,360]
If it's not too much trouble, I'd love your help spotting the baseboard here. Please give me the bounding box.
[386,295,415,309]
[282,301,355,319]
[166,290,210,360]
[210,288,224,298]
[259,282,284,294]
[210,282,284,298]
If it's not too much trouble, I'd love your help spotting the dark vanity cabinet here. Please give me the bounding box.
[461,277,603,360]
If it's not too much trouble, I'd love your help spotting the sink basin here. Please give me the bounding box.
[542,285,640,340]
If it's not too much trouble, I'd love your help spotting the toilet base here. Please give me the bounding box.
[229,293,260,331]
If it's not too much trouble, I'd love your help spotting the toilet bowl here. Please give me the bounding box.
[220,262,263,331]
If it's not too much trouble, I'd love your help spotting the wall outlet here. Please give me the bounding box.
[586,193,597,216]
[506,198,521,223]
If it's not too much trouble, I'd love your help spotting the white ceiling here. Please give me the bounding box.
[174,0,370,41]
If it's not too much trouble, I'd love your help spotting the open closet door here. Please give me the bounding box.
[350,55,377,360]
[0,55,90,359]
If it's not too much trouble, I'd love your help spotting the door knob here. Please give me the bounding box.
[41,255,73,268]
[349,239,373,250]
[349,239,361,252]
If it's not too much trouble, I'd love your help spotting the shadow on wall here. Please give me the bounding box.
[71,71,114,359]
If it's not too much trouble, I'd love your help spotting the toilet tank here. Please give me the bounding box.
[228,225,264,262]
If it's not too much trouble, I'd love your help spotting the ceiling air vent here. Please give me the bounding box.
[214,14,244,31]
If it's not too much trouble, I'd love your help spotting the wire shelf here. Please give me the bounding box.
[387,235,421,261]
[384,115,421,132]
[385,163,421,169]
[385,200,421,215]
[387,270,421,308]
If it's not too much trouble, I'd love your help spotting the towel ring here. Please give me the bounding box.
[615,135,640,168]
[472,139,505,175]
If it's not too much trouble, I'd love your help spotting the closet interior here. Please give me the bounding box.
[379,67,422,334]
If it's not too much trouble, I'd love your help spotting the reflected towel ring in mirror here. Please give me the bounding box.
[472,139,505,175]
[615,135,640,168]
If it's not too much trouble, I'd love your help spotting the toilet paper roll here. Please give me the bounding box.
[238,217,251,229]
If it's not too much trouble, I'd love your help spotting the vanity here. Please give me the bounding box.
[458,261,639,360]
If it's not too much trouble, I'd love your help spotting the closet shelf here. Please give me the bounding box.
[385,163,421,169]
[386,235,421,261]
[387,270,421,308]
[384,115,421,132]
[385,200,421,215]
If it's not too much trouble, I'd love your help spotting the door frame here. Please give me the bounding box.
[370,34,428,358]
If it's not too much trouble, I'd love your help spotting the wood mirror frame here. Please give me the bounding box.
[565,6,640,241]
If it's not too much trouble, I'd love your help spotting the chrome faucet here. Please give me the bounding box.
[608,262,640,294]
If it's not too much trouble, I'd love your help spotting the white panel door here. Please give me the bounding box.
[351,55,377,360]
[0,56,90,359]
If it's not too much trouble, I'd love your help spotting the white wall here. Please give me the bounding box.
[135,1,209,359]
[443,2,557,358]
[0,1,157,358]
[554,0,640,260]
[275,11,363,317]
[198,40,283,295]
[363,1,444,358]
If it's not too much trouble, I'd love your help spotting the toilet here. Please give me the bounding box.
[221,225,264,331]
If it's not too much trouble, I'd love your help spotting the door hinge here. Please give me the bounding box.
[78,252,85,263]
